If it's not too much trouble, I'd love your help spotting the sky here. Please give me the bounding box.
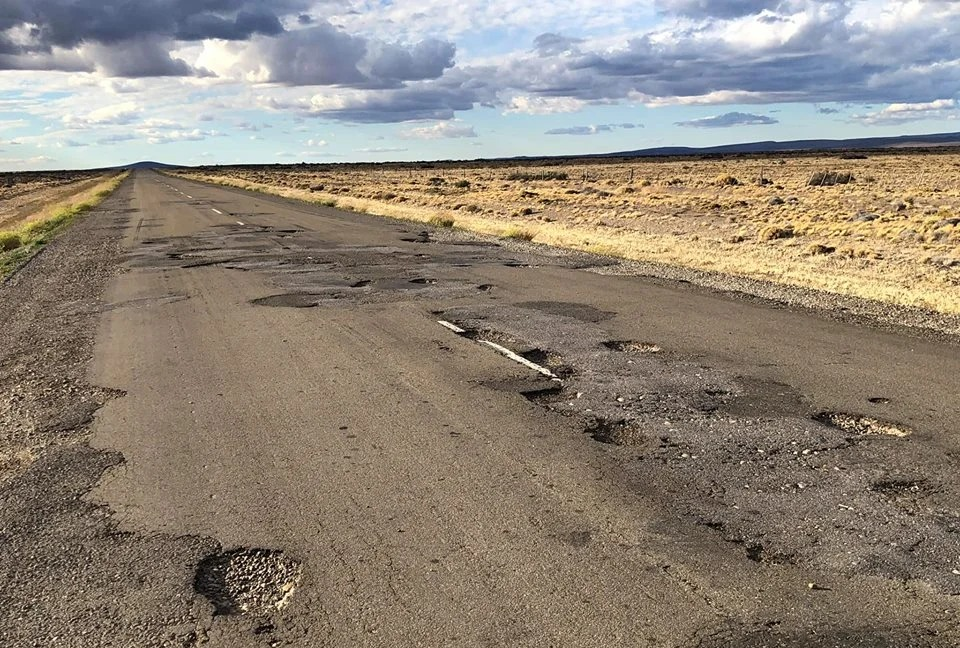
[1,0,959,170]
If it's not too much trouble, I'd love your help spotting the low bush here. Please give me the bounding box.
[428,215,455,228]
[503,227,536,241]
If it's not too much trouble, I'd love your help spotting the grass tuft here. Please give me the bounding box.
[503,227,536,241]
[428,215,455,228]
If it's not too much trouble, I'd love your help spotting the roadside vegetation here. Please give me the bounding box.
[170,152,960,314]
[0,172,128,277]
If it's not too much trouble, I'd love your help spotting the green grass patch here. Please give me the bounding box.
[0,173,127,278]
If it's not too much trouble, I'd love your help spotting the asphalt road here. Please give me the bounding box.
[4,170,960,647]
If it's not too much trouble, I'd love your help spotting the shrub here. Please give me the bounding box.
[714,174,740,186]
[428,215,455,228]
[0,231,22,252]
[758,224,795,241]
[503,227,536,241]
[453,179,471,188]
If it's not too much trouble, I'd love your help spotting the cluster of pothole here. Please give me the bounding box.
[813,411,912,437]
[194,548,303,615]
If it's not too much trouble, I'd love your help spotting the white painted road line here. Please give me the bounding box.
[186,195,193,199]
[481,340,560,380]
[437,320,560,380]
[236,221,245,226]
[211,209,223,214]
[438,320,466,334]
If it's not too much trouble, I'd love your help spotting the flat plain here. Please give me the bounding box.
[175,150,960,315]
[0,170,111,230]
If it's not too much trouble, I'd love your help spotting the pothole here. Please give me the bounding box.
[586,417,646,446]
[813,411,912,437]
[519,348,575,377]
[602,340,662,354]
[520,382,566,407]
[409,277,437,285]
[867,397,891,404]
[250,294,320,308]
[350,280,372,288]
[871,478,931,496]
[194,548,303,616]
[400,231,431,243]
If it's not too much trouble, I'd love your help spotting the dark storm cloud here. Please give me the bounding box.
[675,112,778,127]
[246,25,458,89]
[368,39,457,84]
[1,0,306,47]
[0,0,309,74]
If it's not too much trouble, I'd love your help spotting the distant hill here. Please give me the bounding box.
[604,131,960,157]
[121,161,179,170]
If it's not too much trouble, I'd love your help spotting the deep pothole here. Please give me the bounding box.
[602,340,662,354]
[813,411,912,437]
[586,417,646,446]
[194,548,303,616]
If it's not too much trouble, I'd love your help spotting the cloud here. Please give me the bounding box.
[97,133,137,145]
[855,99,959,125]
[0,1,305,51]
[504,95,585,115]
[142,128,221,144]
[356,146,408,153]
[81,37,194,77]
[306,138,328,147]
[63,101,141,127]
[675,112,779,128]
[656,0,782,19]
[399,121,477,139]
[817,106,841,114]
[532,33,583,56]
[57,139,87,148]
[222,24,457,89]
[545,122,642,135]
[262,80,481,123]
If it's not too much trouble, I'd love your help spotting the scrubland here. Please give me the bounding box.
[0,171,127,276]
[172,152,960,314]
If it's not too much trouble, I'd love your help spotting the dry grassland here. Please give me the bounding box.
[172,152,960,314]
[0,170,112,230]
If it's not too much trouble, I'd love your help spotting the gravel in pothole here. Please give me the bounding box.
[194,548,303,615]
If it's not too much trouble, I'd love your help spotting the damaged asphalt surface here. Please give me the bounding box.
[2,170,960,646]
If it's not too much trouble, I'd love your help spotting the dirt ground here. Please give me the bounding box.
[0,170,110,230]
[173,150,960,315]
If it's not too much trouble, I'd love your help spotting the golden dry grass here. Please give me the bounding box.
[171,153,960,314]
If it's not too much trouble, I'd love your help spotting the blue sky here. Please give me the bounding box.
[1,0,959,170]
